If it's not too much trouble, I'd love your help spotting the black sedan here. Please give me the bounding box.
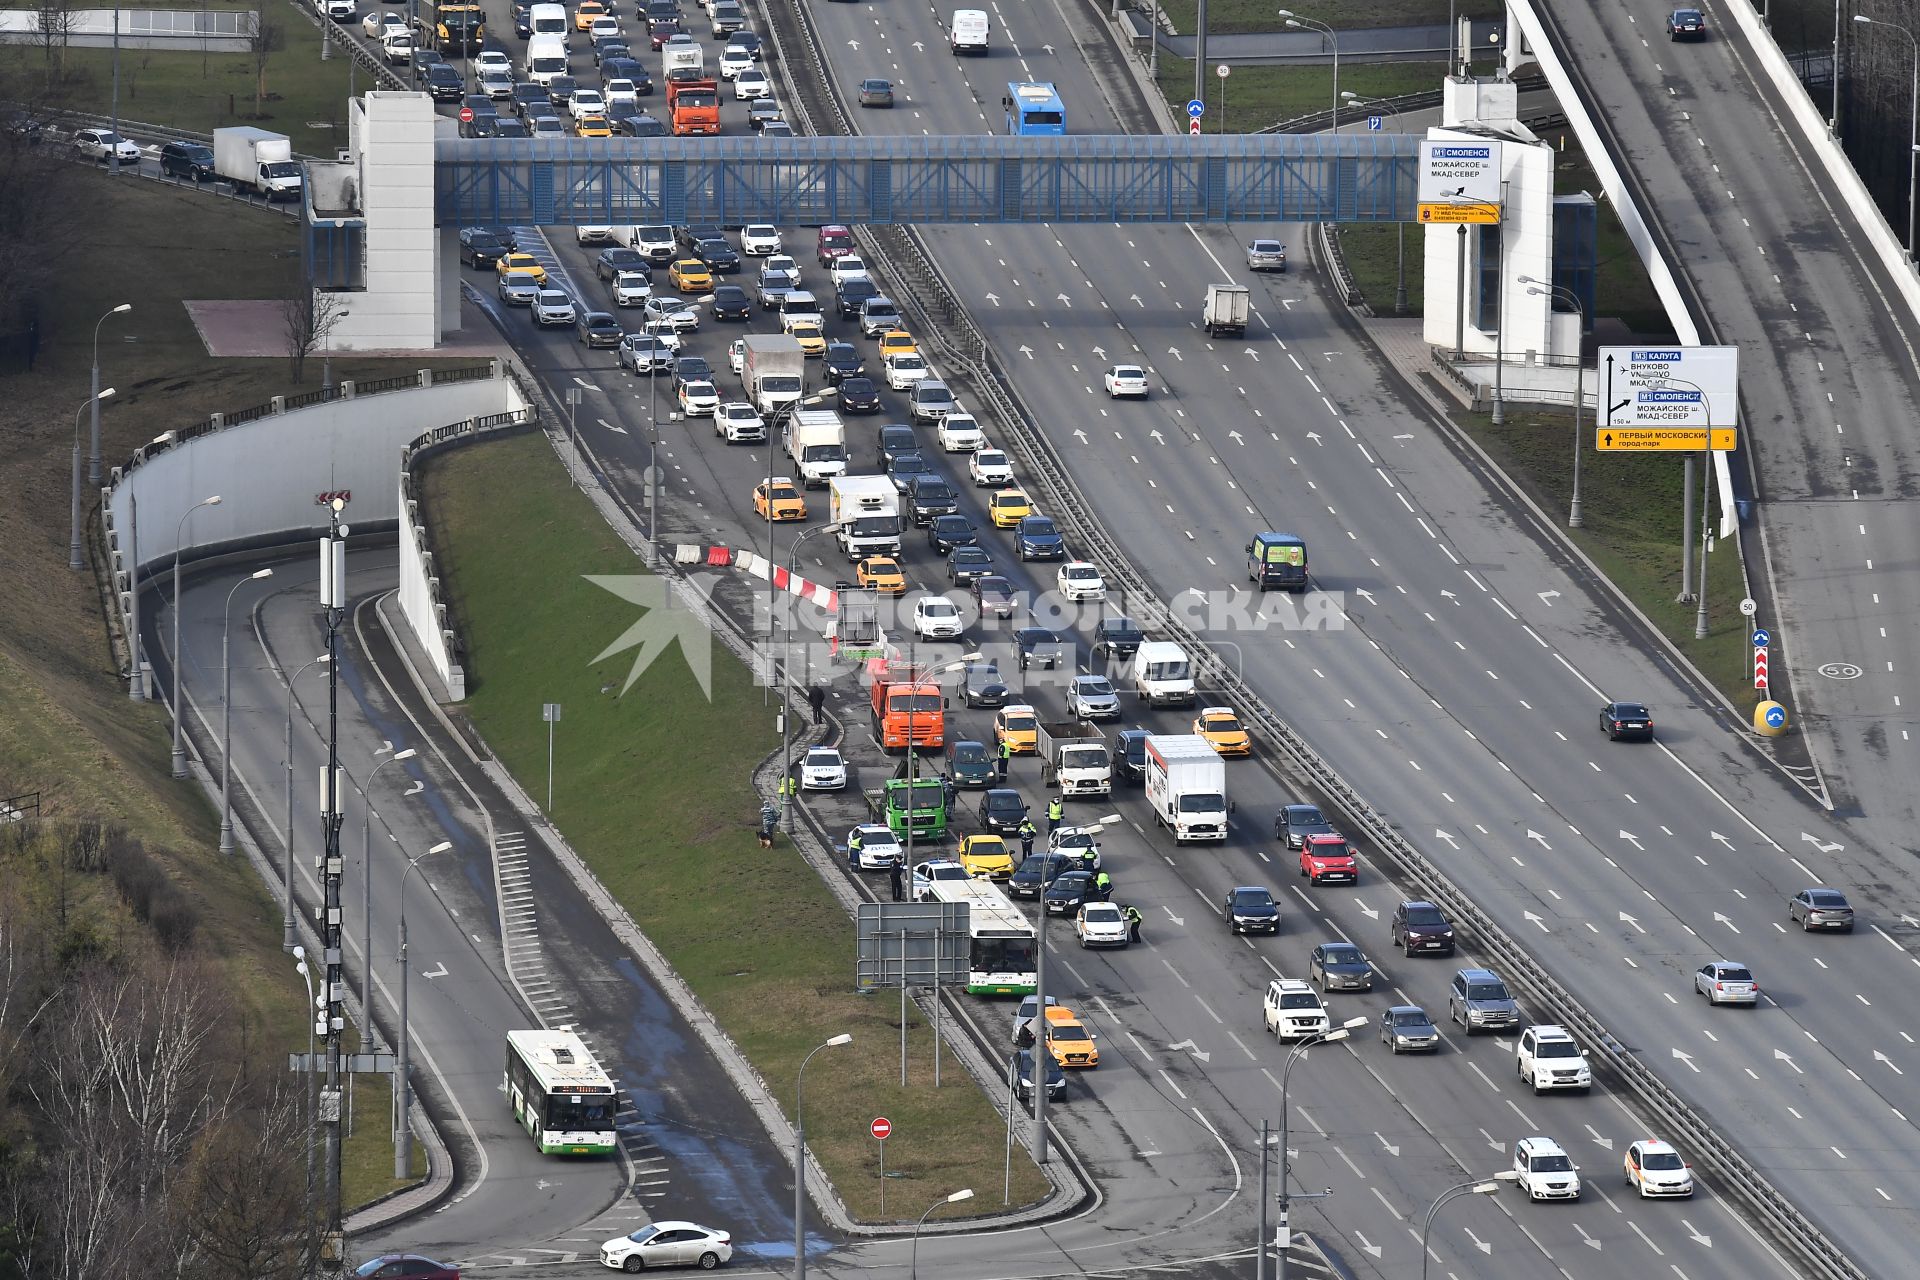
[927,514,978,554]
[576,311,625,349]
[1599,701,1654,741]
[1309,941,1374,992]
[672,355,715,389]
[1223,886,1280,934]
[459,227,508,268]
[823,341,865,383]
[946,546,994,585]
[596,246,648,281]
[1010,853,1074,899]
[1045,870,1108,916]
[1275,802,1335,848]
[978,788,1029,835]
[710,285,752,320]
[494,118,531,139]
[971,574,1017,619]
[1013,626,1069,671]
[838,376,881,414]
[961,658,1008,708]
[696,239,741,273]
[887,451,935,492]
[1666,7,1706,39]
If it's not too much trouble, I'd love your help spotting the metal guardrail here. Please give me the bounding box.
[288,0,408,93]
[762,0,1869,1275]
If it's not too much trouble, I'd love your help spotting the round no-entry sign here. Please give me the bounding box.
[870,1117,892,1141]
[459,106,475,124]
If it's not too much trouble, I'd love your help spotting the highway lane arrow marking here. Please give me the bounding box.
[422,963,449,980]
[1042,42,1055,54]
[1149,429,1167,445]
[1480,1127,1504,1151]
[1801,832,1842,854]
[1711,831,1735,850]
[1072,429,1089,445]
[1526,830,1552,849]
[1167,346,1184,361]
[1440,589,1459,603]
[1355,899,1380,921]
[984,291,1001,305]
[912,40,924,51]
[1774,1048,1802,1074]
[1905,915,1920,928]
[846,38,859,48]
[1162,906,1185,926]
[1619,830,1644,850]
[1683,1220,1713,1248]
[1228,430,1246,445]
[1130,293,1144,307]
[1584,1125,1614,1150]
[1374,1132,1400,1157]
[1523,911,1550,933]
[1352,1232,1383,1259]
[1575,1224,1602,1251]
[1306,431,1322,444]
[1056,292,1073,308]
[1875,1050,1904,1076]
[1092,345,1108,360]
[1672,1047,1699,1073]
[1354,588,1377,604]
[1435,829,1459,849]
[1619,911,1646,934]
[1018,345,1034,359]
[1464,1227,1492,1255]
[1538,590,1560,606]
[1713,911,1741,934]
[1167,1039,1212,1063]
[597,418,627,434]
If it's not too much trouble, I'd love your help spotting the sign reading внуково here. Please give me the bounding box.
[1598,345,1740,428]
[1416,139,1502,223]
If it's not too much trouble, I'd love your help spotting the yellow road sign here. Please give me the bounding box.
[1417,202,1500,225]
[1594,428,1738,452]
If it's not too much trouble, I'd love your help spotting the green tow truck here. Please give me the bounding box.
[865,760,950,840]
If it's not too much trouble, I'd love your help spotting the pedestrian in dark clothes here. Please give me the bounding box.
[1018,819,1037,859]
[888,859,906,902]
[808,683,826,726]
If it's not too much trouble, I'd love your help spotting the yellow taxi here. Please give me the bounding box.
[1193,705,1252,757]
[787,320,828,355]
[754,478,807,522]
[987,488,1032,529]
[1044,1005,1099,1068]
[574,115,613,138]
[994,703,1039,755]
[877,330,918,359]
[956,834,1015,881]
[668,258,713,292]
[494,253,548,284]
[856,556,906,595]
[573,0,606,30]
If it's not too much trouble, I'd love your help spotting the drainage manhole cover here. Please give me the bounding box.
[1817,662,1863,680]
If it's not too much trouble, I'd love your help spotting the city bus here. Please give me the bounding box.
[928,876,1038,995]
[504,1028,619,1155]
[1004,82,1066,136]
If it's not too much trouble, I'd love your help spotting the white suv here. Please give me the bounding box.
[1513,1136,1582,1201]
[911,596,964,640]
[1263,979,1330,1041]
[1516,1025,1591,1094]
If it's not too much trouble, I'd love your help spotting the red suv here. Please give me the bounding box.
[1299,833,1357,885]
[817,224,855,265]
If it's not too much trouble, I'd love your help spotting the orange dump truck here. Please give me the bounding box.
[667,78,721,136]
[869,661,946,753]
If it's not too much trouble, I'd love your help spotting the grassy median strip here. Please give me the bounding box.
[424,432,1051,1221]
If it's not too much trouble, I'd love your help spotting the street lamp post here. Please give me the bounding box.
[394,839,452,1179]
[321,309,350,395]
[792,1032,852,1280]
[1420,1174,1517,1279]
[292,946,321,1215]
[1521,277,1588,527]
[765,391,826,705]
[1344,91,1408,313]
[361,746,419,1049]
[219,568,275,854]
[70,387,115,570]
[1266,1018,1366,1280]
[283,653,331,950]
[170,495,223,778]
[1490,195,1508,425]
[89,303,131,486]
[1279,13,1339,134]
[1855,14,1920,258]
[566,385,583,489]
[909,1188,974,1279]
[779,517,844,830]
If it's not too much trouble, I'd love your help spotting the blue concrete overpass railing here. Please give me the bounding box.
[433,133,1418,227]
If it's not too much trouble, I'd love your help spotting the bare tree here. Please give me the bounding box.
[34,0,78,90]
[284,286,348,385]
[245,7,282,118]
[174,1088,313,1280]
[0,66,89,359]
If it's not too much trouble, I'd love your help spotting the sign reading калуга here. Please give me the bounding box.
[1417,139,1503,224]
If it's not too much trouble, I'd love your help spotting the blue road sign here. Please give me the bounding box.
[1368,115,1384,131]
[1763,704,1787,729]
[1187,99,1205,118]
[1751,629,1770,648]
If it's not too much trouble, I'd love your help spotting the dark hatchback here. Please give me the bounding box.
[1010,853,1075,898]
[823,341,865,382]
[596,246,648,280]
[1092,615,1145,661]
[1013,626,1069,671]
[1045,870,1106,915]
[1666,7,1706,39]
[576,311,625,349]
[978,788,1030,835]
[1600,701,1654,741]
[838,376,881,414]
[961,659,1009,708]
[887,451,935,492]
[971,574,1017,619]
[1112,729,1150,784]
[946,546,993,584]
[1012,1048,1066,1101]
[927,514,978,554]
[836,277,880,318]
[1390,900,1456,955]
[944,739,994,788]
[1275,802,1335,848]
[459,227,508,267]
[710,285,752,320]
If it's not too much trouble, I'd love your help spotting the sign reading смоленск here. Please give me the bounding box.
[1416,139,1503,224]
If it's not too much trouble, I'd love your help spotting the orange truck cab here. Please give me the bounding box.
[869,662,946,753]
[667,77,721,136]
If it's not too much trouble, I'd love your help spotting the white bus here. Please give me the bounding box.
[504,1028,619,1156]
[928,877,1037,995]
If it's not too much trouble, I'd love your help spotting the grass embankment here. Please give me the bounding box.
[1,0,364,157]
[1152,54,1449,132]
[0,172,451,1210]
[424,432,1053,1221]
[1152,0,1504,34]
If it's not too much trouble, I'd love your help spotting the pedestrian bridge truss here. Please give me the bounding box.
[433,133,1418,227]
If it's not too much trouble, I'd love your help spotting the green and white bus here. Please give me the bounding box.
[504,1028,619,1156]
[928,877,1037,995]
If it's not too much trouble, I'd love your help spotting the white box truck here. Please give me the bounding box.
[662,42,704,78]
[212,127,303,200]
[1202,284,1250,338]
[742,334,806,415]
[784,408,848,488]
[1038,721,1112,797]
[949,8,989,53]
[1144,734,1229,843]
[829,476,901,559]
[1129,640,1196,707]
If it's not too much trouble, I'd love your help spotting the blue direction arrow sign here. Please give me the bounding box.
[1187,99,1205,118]
[1763,704,1787,729]
[1751,629,1770,648]
[1368,115,1384,131]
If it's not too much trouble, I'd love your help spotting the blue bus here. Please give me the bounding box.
[1004,82,1066,136]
